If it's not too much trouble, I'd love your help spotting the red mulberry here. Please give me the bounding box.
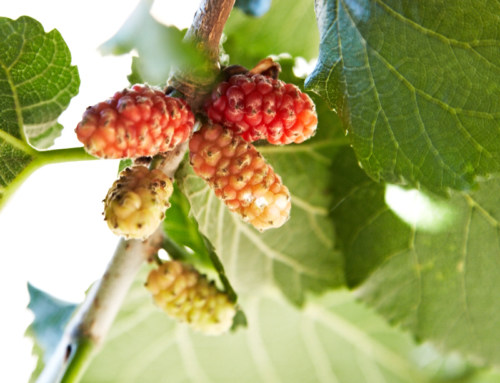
[76,84,194,158]
[189,123,291,231]
[205,73,317,145]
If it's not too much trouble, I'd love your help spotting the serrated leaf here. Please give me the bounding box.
[26,283,77,382]
[331,146,500,366]
[0,16,80,208]
[100,0,208,86]
[234,0,272,17]
[0,16,79,148]
[306,0,500,193]
[80,266,449,383]
[224,0,319,68]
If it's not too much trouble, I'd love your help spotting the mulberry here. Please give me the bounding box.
[76,84,194,158]
[189,123,291,231]
[146,260,236,335]
[205,73,317,145]
[104,166,173,239]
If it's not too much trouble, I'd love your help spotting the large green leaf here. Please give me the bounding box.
[306,0,500,193]
[0,16,80,208]
[224,0,319,68]
[331,145,500,366]
[81,266,479,383]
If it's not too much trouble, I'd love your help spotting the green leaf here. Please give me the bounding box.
[0,16,79,148]
[26,283,77,382]
[0,16,82,209]
[224,0,319,68]
[306,0,500,193]
[163,185,238,302]
[331,146,500,366]
[81,266,456,383]
[127,56,144,86]
[100,0,208,86]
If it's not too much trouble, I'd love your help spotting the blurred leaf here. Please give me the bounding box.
[306,0,500,193]
[0,16,80,208]
[234,0,272,17]
[100,0,208,86]
[81,267,448,383]
[26,283,77,382]
[127,56,144,85]
[331,145,500,367]
[224,0,319,68]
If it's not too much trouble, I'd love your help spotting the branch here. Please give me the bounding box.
[38,1,235,382]
[170,0,236,111]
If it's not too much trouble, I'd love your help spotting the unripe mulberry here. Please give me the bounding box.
[145,260,236,335]
[205,73,317,145]
[76,84,194,158]
[104,166,173,239]
[189,123,291,231]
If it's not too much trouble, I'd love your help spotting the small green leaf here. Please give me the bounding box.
[331,146,500,366]
[26,283,77,382]
[224,0,319,68]
[163,185,238,302]
[100,0,208,86]
[164,185,213,265]
[306,0,500,193]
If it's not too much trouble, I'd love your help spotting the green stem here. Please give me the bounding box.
[60,339,96,383]
[0,147,95,211]
[36,146,97,164]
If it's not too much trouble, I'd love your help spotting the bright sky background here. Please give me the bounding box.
[0,1,198,381]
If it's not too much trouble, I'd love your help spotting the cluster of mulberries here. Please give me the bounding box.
[75,60,317,335]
